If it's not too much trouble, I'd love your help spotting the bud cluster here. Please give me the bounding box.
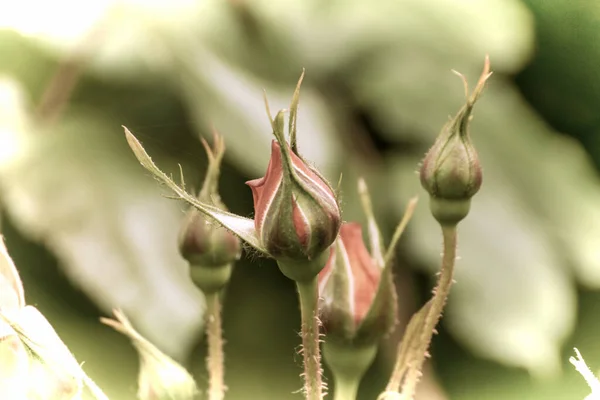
[122,60,491,400]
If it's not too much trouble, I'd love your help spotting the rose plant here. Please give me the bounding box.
[5,56,587,400]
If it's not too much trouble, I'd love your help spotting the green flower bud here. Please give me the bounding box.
[420,57,492,226]
[178,133,241,293]
[179,209,241,268]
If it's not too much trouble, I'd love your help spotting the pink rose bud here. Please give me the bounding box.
[318,223,396,343]
[246,131,341,262]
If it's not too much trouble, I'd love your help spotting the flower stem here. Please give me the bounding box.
[400,225,457,398]
[296,278,323,400]
[322,340,378,400]
[332,376,360,400]
[205,292,225,400]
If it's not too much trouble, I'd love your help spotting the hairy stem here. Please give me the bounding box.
[401,225,457,398]
[296,278,323,400]
[205,292,225,400]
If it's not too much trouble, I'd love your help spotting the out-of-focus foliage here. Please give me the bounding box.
[0,82,204,358]
[0,0,599,399]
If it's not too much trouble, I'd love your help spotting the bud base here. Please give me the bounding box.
[322,339,378,400]
[276,250,330,283]
[429,197,472,227]
[190,264,233,294]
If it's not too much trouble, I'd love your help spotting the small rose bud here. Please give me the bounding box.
[178,133,241,292]
[179,209,241,268]
[246,133,341,265]
[420,57,492,226]
[318,223,396,344]
[101,310,198,400]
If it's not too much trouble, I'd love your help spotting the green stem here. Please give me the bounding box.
[333,376,359,400]
[400,225,457,398]
[296,278,323,400]
[205,292,225,400]
[323,340,378,400]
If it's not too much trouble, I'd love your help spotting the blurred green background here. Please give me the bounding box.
[1,0,599,399]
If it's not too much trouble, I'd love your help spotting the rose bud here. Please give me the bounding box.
[246,111,341,279]
[178,132,241,293]
[319,181,417,400]
[318,223,396,344]
[101,310,198,400]
[124,74,340,282]
[420,57,492,226]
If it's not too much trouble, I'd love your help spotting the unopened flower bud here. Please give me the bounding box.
[178,133,241,293]
[125,74,340,282]
[246,112,341,279]
[179,210,241,268]
[318,223,396,344]
[101,310,198,400]
[420,57,492,226]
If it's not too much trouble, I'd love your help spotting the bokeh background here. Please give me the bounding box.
[0,1,599,399]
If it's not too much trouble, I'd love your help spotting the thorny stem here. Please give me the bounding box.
[205,292,226,400]
[400,225,457,398]
[296,278,323,400]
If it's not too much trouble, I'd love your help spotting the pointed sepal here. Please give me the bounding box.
[124,126,268,254]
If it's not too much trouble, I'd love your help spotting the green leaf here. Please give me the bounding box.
[124,126,267,255]
[380,299,433,398]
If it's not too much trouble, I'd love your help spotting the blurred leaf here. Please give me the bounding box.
[196,0,532,82]
[518,0,600,160]
[389,153,576,376]
[163,41,342,181]
[0,93,204,358]
[0,232,25,313]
